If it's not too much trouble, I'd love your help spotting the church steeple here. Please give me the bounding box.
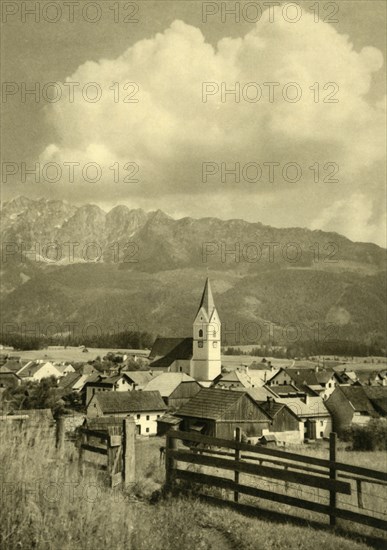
[192,278,221,381]
[196,277,215,320]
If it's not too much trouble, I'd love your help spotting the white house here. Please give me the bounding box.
[276,395,332,440]
[87,391,167,436]
[17,361,62,381]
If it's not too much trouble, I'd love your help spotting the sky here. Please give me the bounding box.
[1,0,386,246]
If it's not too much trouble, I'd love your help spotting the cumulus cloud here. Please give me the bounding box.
[38,9,386,245]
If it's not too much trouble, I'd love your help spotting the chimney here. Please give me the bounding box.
[382,378,386,387]
[305,394,309,405]
[315,365,319,373]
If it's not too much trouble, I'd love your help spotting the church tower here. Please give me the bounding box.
[192,278,221,381]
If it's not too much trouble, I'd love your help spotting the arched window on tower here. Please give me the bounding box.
[199,329,203,338]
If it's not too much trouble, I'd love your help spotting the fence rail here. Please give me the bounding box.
[166,429,387,532]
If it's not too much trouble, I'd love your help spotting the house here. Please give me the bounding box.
[0,366,21,390]
[325,386,387,434]
[175,387,271,440]
[58,372,90,394]
[230,387,302,443]
[276,396,332,439]
[267,367,337,400]
[84,371,156,405]
[143,372,202,408]
[17,361,62,381]
[149,278,222,383]
[87,390,167,435]
[54,364,75,376]
[333,369,358,385]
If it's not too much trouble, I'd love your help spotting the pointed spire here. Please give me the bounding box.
[197,278,215,317]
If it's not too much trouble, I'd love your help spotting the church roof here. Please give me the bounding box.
[149,337,189,360]
[150,338,193,370]
[196,277,216,318]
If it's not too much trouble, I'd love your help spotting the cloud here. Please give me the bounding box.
[311,192,386,246]
[37,10,385,244]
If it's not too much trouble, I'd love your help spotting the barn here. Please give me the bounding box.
[175,387,271,440]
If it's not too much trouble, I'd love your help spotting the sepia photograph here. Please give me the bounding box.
[0,0,386,548]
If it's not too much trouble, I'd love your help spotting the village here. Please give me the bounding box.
[1,278,386,447]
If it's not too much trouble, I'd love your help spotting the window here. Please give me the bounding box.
[137,414,140,419]
[213,342,217,348]
[199,329,203,338]
[198,341,203,348]
[146,428,149,433]
[146,415,150,420]
[320,421,324,426]
[320,431,324,438]
[157,415,160,418]
[328,383,331,388]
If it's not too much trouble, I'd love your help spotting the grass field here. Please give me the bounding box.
[1,424,386,550]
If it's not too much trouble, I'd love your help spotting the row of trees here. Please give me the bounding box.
[1,330,155,351]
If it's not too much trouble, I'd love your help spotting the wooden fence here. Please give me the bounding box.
[78,417,135,487]
[166,429,387,531]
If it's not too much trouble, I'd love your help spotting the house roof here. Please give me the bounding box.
[270,384,304,396]
[0,366,20,377]
[277,397,330,418]
[286,368,334,387]
[217,370,252,388]
[122,371,155,386]
[339,386,379,416]
[2,360,23,373]
[58,372,82,390]
[150,338,193,369]
[93,391,167,414]
[176,388,266,421]
[231,386,277,402]
[143,372,196,397]
[157,414,182,425]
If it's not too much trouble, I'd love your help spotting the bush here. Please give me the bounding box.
[344,419,387,451]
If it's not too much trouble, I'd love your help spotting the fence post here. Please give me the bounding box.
[329,431,337,526]
[78,429,86,476]
[234,427,241,502]
[165,428,177,491]
[55,415,65,451]
[123,417,136,488]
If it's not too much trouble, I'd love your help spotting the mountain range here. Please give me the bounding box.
[1,196,386,347]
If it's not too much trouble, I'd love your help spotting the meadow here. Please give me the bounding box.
[1,423,386,550]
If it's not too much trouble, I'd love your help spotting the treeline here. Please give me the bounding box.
[223,340,385,359]
[1,330,155,351]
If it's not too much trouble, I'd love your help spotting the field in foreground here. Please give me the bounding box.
[0,425,386,550]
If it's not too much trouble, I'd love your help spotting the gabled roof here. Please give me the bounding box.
[143,372,195,397]
[176,388,267,420]
[286,368,334,387]
[277,397,330,418]
[149,337,188,360]
[0,365,21,377]
[232,386,277,402]
[58,371,82,390]
[338,386,379,416]
[93,390,167,414]
[196,278,216,319]
[270,384,304,396]
[217,370,252,388]
[2,360,23,374]
[150,338,193,369]
[123,371,155,386]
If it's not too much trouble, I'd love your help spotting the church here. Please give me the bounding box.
[148,278,222,383]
